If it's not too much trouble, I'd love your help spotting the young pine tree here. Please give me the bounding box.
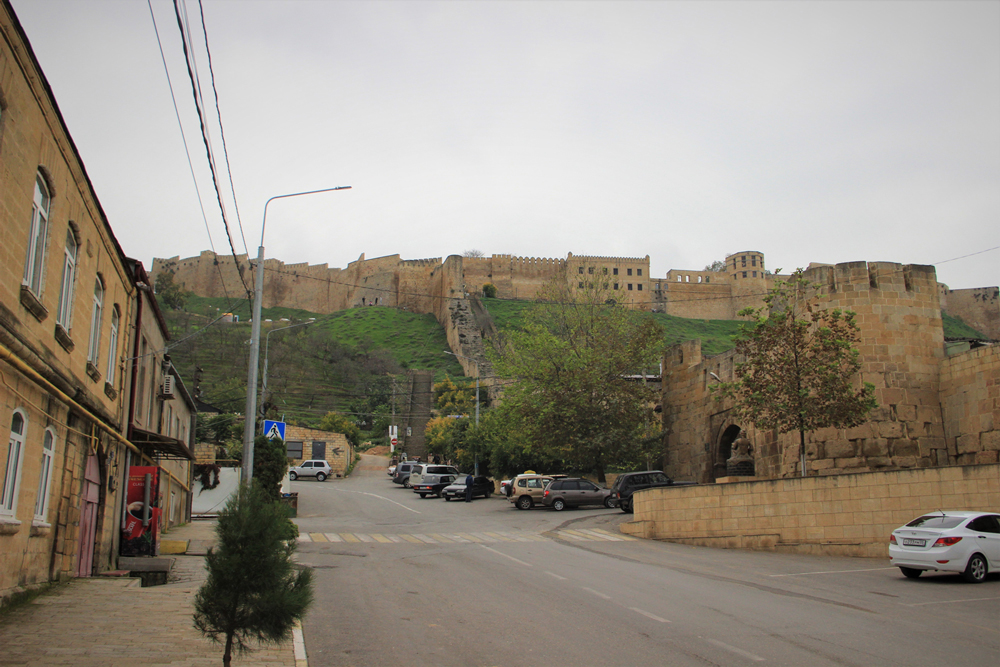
[193,483,313,666]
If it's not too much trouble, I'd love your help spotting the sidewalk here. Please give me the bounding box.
[0,519,304,666]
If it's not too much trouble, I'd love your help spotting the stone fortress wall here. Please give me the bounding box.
[151,249,998,341]
[661,260,998,485]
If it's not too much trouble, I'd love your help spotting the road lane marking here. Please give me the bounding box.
[484,532,514,541]
[592,528,635,540]
[581,587,612,600]
[629,607,670,623]
[545,571,567,580]
[904,596,1000,607]
[296,530,635,545]
[576,528,622,541]
[334,489,421,514]
[769,567,897,577]
[478,544,533,567]
[704,638,765,662]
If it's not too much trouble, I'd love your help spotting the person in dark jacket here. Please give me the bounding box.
[465,474,474,502]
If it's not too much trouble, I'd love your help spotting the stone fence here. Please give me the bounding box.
[620,464,1000,558]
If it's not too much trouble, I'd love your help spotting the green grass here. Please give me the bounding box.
[942,312,988,340]
[482,298,741,357]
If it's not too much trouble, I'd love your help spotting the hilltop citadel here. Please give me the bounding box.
[152,249,999,339]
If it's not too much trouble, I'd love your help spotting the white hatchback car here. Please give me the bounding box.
[289,460,332,481]
[889,511,1000,583]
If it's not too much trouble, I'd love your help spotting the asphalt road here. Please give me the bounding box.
[292,456,1000,667]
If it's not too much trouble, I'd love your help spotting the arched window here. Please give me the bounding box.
[2,410,27,517]
[24,174,50,295]
[105,306,120,384]
[56,228,79,327]
[34,428,56,521]
[87,277,105,364]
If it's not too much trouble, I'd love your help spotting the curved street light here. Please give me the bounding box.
[242,186,351,484]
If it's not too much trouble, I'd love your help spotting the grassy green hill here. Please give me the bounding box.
[482,298,741,356]
[166,294,986,426]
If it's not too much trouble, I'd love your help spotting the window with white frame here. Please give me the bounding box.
[105,307,120,384]
[34,428,56,522]
[56,228,78,327]
[87,277,104,364]
[2,410,27,517]
[24,175,50,295]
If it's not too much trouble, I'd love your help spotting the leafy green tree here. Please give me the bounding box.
[154,270,193,310]
[318,412,361,448]
[490,274,665,482]
[714,270,878,477]
[483,283,498,298]
[194,483,313,667]
[471,403,560,478]
[433,377,475,416]
[704,259,727,272]
[252,435,288,502]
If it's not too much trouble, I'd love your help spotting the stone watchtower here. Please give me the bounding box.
[726,250,768,314]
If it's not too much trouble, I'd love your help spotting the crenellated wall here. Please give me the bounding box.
[660,260,991,483]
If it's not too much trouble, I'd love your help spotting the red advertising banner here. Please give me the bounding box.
[120,466,160,556]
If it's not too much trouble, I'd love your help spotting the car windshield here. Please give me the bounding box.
[905,515,966,529]
[427,466,454,474]
[450,479,467,486]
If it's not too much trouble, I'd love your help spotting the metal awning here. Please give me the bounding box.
[130,428,194,461]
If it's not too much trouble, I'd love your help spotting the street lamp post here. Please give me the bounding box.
[242,186,350,485]
[261,319,316,411]
[444,350,480,476]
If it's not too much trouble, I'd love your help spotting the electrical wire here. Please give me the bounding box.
[171,0,253,301]
[195,0,249,257]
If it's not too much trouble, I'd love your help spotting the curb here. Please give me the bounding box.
[293,620,308,666]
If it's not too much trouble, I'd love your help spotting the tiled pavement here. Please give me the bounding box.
[297,527,634,544]
[0,520,303,667]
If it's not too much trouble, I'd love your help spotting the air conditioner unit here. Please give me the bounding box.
[161,375,176,399]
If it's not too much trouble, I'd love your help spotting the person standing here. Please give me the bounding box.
[465,474,474,502]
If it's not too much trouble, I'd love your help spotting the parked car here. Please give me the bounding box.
[500,479,511,496]
[889,511,1000,583]
[507,473,566,510]
[387,464,397,476]
[289,460,332,481]
[410,465,460,498]
[611,471,696,513]
[542,477,616,510]
[392,461,423,487]
[442,476,493,501]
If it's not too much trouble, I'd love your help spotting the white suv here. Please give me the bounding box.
[289,460,332,481]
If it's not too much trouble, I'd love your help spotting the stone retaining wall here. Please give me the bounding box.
[620,464,1000,558]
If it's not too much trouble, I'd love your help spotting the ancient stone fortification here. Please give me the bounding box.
[152,249,998,339]
[661,260,998,485]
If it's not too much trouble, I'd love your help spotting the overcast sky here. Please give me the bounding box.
[11,0,999,289]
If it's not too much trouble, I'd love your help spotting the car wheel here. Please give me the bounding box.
[316,472,327,482]
[963,554,988,584]
[289,471,297,481]
[620,498,633,514]
[403,480,411,489]
[516,496,533,510]
[899,567,922,579]
[552,498,566,511]
[604,496,617,509]
[444,496,451,502]
[419,493,426,498]
[485,489,492,498]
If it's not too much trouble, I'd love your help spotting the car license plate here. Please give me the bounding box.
[902,538,926,547]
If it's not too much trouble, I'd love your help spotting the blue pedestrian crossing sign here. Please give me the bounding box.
[263,420,286,441]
